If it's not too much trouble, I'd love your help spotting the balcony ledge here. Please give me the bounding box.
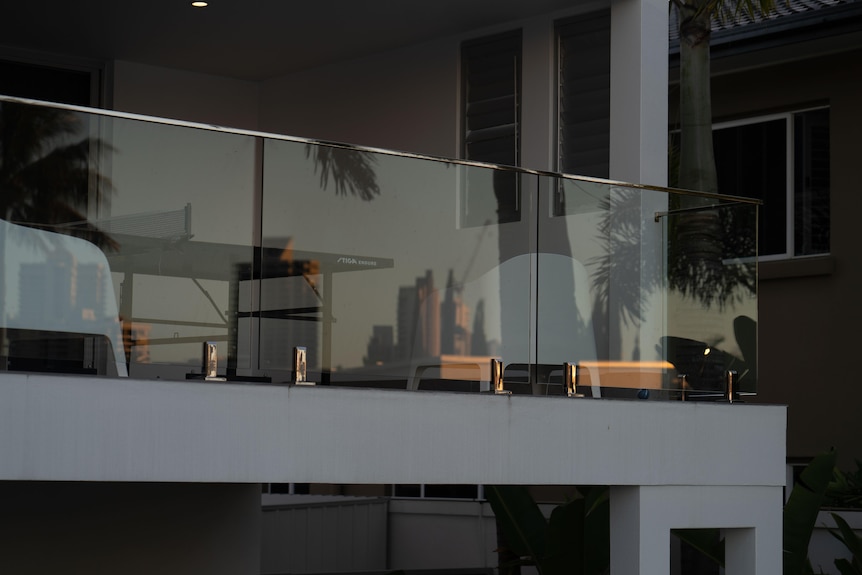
[0,372,786,487]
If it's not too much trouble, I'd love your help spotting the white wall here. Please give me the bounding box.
[809,511,862,575]
[261,498,388,574]
[257,5,607,167]
[0,374,786,487]
[108,4,614,174]
[112,60,260,130]
[388,499,498,570]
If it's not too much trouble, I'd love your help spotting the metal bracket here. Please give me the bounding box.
[490,358,509,395]
[293,346,313,385]
[202,341,226,381]
[725,370,738,403]
[563,362,584,397]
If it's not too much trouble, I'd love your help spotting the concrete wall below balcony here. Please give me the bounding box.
[0,374,787,574]
[0,373,785,487]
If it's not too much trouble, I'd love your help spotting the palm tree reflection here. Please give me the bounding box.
[306,144,380,201]
[0,100,115,249]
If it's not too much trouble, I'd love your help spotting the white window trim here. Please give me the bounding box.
[713,105,829,261]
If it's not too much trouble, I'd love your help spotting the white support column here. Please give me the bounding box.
[609,0,668,185]
[610,485,784,575]
[608,0,670,363]
[610,486,672,574]
[725,528,757,575]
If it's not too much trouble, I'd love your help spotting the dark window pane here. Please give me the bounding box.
[556,10,611,179]
[461,32,522,226]
[393,484,422,498]
[714,119,787,256]
[794,108,830,256]
[423,484,479,499]
[0,60,92,106]
[461,32,520,167]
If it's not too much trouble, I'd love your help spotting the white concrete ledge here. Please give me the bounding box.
[0,373,786,486]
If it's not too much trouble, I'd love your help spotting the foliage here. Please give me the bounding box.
[826,461,862,510]
[487,452,839,575]
[305,144,380,201]
[667,0,774,308]
[667,450,837,575]
[672,0,778,28]
[828,512,862,575]
[589,192,661,326]
[0,101,115,248]
[785,450,838,575]
[485,485,610,575]
[664,198,757,310]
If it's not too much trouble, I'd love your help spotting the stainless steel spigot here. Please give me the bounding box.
[201,341,226,381]
[293,346,312,385]
[725,370,738,403]
[563,362,584,397]
[490,358,508,395]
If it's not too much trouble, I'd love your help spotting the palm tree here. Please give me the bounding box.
[0,100,119,370]
[672,0,776,195]
[305,143,380,201]
[667,0,774,308]
[0,100,115,249]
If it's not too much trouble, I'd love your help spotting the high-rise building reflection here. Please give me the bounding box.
[365,269,485,367]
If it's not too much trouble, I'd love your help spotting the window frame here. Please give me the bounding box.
[459,30,523,228]
[459,30,522,166]
[709,105,830,261]
[0,47,107,108]
[554,10,611,179]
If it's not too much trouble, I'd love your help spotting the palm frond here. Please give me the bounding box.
[306,144,381,201]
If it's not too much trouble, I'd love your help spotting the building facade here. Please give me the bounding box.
[0,0,818,573]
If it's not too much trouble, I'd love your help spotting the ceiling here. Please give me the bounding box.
[1,0,582,81]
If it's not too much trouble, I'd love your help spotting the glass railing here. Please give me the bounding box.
[0,96,758,399]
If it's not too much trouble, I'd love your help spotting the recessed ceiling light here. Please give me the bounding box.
[191,1,208,7]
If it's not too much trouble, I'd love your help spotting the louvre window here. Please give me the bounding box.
[556,11,611,179]
[461,31,521,226]
[461,31,521,166]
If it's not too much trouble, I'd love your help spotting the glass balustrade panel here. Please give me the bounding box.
[537,174,758,399]
[660,195,759,398]
[0,98,257,379]
[0,96,758,396]
[259,139,534,391]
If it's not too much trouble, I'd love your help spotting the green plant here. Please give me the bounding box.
[828,512,862,575]
[644,450,838,575]
[485,485,610,575]
[784,449,838,575]
[826,462,862,510]
[486,449,838,575]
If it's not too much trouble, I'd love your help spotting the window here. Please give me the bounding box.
[0,57,100,107]
[393,484,481,500]
[461,31,521,167]
[556,11,611,179]
[712,108,830,258]
[460,31,521,226]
